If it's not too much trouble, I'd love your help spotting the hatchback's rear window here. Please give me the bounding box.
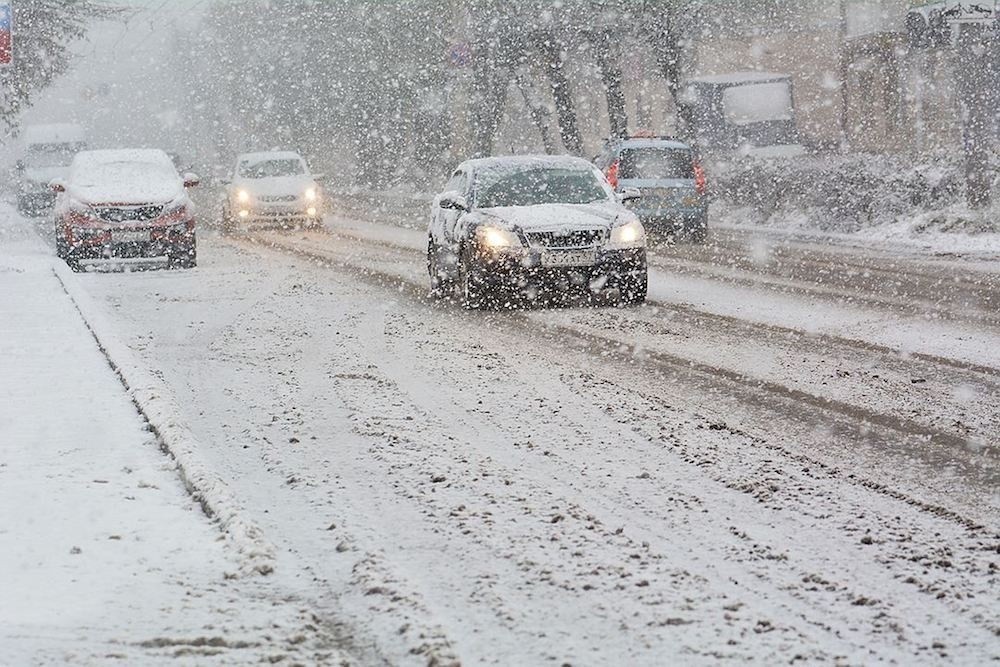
[619,148,693,180]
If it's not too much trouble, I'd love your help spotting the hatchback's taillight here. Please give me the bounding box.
[694,163,707,196]
[606,159,620,191]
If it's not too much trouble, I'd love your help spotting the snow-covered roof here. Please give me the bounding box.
[686,71,791,86]
[237,151,305,164]
[72,149,174,170]
[22,123,86,146]
[68,149,182,204]
[461,155,596,174]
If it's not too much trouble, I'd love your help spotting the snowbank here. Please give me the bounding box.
[711,152,1000,252]
[53,262,277,576]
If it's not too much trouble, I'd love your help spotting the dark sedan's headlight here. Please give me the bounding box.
[476,225,523,250]
[607,220,646,249]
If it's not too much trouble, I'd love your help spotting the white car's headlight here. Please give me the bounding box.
[476,225,522,249]
[304,187,318,202]
[608,219,646,249]
[236,189,250,203]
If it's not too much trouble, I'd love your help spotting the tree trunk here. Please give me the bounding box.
[538,37,583,156]
[955,23,995,209]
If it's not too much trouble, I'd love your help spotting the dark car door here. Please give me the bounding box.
[432,169,468,247]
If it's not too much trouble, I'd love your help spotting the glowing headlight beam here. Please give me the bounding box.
[477,226,520,249]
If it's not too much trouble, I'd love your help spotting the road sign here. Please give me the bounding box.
[944,2,996,22]
[910,1,998,23]
[0,2,12,67]
[447,42,471,68]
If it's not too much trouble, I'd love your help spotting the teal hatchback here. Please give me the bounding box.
[594,136,708,242]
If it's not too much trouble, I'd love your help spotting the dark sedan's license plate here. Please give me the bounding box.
[542,250,597,267]
[112,230,150,243]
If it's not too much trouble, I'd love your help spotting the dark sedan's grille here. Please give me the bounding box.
[260,194,297,203]
[526,229,605,249]
[93,205,163,223]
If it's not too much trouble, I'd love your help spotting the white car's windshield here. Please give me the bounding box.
[476,168,610,208]
[239,159,304,178]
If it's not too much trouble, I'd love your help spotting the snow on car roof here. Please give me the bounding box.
[687,71,791,86]
[462,154,597,174]
[22,123,86,145]
[72,149,174,169]
[238,151,305,164]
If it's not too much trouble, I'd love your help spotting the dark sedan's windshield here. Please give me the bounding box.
[239,159,304,178]
[476,168,609,208]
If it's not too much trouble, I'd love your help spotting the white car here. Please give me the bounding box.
[221,151,324,230]
[427,155,647,309]
[50,149,200,271]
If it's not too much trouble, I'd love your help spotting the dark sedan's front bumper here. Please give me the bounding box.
[470,246,646,293]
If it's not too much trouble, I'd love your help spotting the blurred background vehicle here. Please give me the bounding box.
[427,155,647,309]
[51,148,199,271]
[220,151,324,231]
[678,72,806,158]
[13,123,87,217]
[594,135,708,242]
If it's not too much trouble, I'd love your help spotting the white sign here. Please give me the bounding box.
[941,1,997,23]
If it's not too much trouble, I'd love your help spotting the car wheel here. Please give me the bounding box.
[221,206,236,234]
[459,245,488,310]
[618,270,648,306]
[168,241,197,269]
[428,239,455,299]
[55,228,81,270]
[689,226,707,244]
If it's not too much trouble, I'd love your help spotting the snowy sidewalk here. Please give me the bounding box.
[0,208,333,664]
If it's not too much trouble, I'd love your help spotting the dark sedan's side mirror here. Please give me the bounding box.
[620,187,642,203]
[183,172,201,188]
[439,191,469,212]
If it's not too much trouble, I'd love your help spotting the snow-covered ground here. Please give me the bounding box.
[0,205,346,665]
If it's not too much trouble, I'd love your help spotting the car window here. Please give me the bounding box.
[444,170,465,194]
[238,159,305,178]
[618,148,694,180]
[475,168,610,208]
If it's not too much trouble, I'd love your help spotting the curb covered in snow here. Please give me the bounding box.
[52,262,277,576]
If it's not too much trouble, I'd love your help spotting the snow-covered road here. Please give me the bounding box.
[48,204,998,664]
[0,207,348,665]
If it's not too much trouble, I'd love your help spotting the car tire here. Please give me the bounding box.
[221,206,236,234]
[168,240,197,269]
[459,245,488,310]
[55,228,81,271]
[428,239,455,299]
[618,270,648,306]
[689,226,707,244]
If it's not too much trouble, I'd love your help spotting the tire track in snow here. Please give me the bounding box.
[229,231,1000,664]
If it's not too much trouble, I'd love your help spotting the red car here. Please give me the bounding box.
[50,149,200,271]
